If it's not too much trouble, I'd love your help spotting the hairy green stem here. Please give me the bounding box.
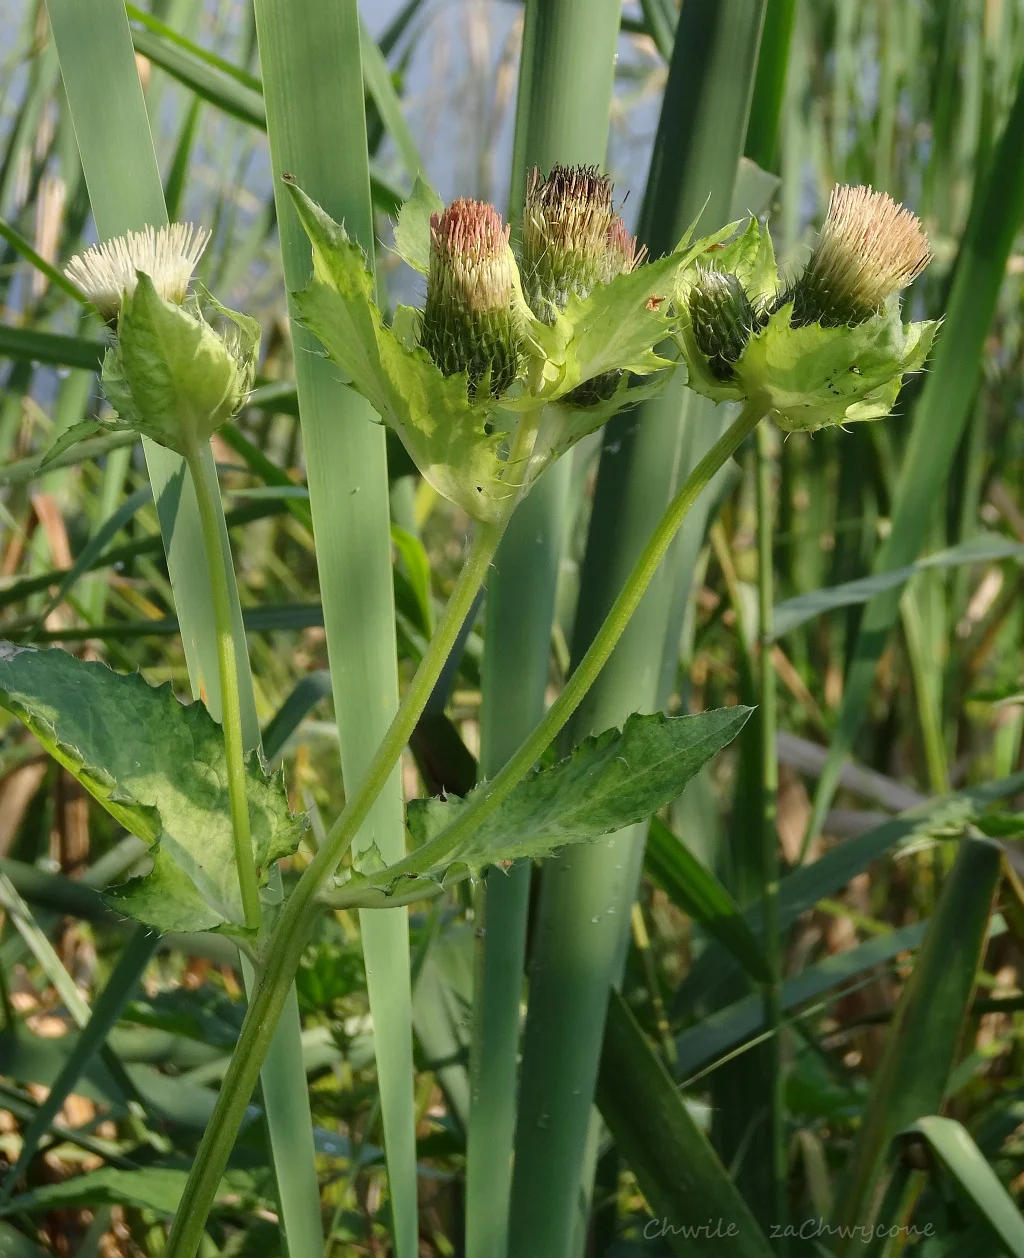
[755,421,787,1246]
[164,399,764,1256]
[185,444,261,932]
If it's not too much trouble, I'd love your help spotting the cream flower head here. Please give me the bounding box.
[65,223,209,322]
[790,185,931,327]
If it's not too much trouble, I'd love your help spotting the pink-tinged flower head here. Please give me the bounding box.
[421,198,522,397]
[428,199,516,312]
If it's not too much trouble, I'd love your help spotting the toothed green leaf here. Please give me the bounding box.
[337,708,751,905]
[531,375,669,468]
[0,643,305,935]
[38,419,109,468]
[548,253,680,391]
[703,215,779,305]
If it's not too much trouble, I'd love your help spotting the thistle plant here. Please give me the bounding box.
[0,174,944,1258]
[676,184,938,432]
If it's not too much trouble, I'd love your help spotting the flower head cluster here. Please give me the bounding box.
[65,223,209,324]
[522,164,643,324]
[285,167,708,522]
[676,186,937,433]
[420,199,523,398]
[62,225,258,456]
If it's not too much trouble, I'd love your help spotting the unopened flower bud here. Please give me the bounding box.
[688,268,762,381]
[420,199,523,398]
[65,223,208,324]
[789,185,931,328]
[522,165,642,324]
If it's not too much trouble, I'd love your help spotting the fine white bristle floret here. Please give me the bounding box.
[808,185,931,314]
[64,223,209,320]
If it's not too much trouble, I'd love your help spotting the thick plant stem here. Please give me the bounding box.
[164,399,766,1258]
[755,422,787,1245]
[184,444,260,932]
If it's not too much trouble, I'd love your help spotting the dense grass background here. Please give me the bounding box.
[1,1,1024,1255]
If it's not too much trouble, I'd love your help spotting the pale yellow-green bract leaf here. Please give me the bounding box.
[529,375,669,473]
[700,215,779,305]
[102,275,259,456]
[286,179,526,522]
[742,299,938,432]
[392,176,444,275]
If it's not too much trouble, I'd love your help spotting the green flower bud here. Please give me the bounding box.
[522,164,642,324]
[101,273,260,455]
[420,198,524,398]
[687,267,763,382]
[64,223,209,325]
[787,185,931,328]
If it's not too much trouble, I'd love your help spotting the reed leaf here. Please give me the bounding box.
[468,3,623,1255]
[252,3,417,1254]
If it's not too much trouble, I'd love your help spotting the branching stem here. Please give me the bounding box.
[164,398,767,1257]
